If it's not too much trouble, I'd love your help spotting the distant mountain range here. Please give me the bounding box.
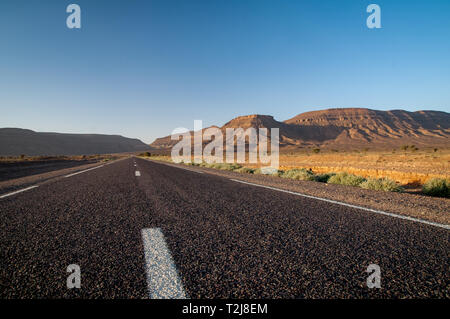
[2,108,448,156]
[151,108,450,150]
[0,128,151,156]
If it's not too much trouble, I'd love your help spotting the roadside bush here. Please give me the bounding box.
[227,163,243,170]
[422,178,449,197]
[314,173,335,183]
[281,168,315,181]
[327,172,366,186]
[252,168,282,176]
[204,163,242,170]
[138,152,151,157]
[185,162,200,166]
[253,168,262,175]
[360,178,403,192]
[234,167,255,174]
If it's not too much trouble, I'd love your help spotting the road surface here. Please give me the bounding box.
[0,157,448,298]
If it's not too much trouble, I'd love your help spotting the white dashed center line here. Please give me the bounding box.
[0,185,39,199]
[135,171,141,177]
[141,228,187,299]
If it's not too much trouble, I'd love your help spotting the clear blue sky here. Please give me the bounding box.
[1,0,449,143]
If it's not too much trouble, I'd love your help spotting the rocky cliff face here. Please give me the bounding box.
[150,108,450,150]
[283,108,449,148]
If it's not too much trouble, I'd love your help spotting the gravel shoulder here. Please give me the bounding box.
[145,159,450,226]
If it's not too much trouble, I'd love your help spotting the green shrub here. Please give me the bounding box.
[234,167,255,174]
[360,178,403,192]
[204,163,242,170]
[252,167,282,176]
[138,152,151,157]
[281,168,315,181]
[253,168,262,175]
[314,173,335,183]
[228,163,243,170]
[185,162,200,166]
[328,172,366,186]
[422,178,449,197]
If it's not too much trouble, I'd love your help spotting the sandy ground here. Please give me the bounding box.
[262,150,450,185]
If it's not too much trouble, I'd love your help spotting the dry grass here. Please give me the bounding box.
[138,154,172,162]
[276,148,450,185]
[140,148,450,187]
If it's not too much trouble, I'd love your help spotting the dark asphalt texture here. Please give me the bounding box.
[0,157,448,298]
[0,159,97,182]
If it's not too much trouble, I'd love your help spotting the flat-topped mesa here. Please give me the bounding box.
[222,114,284,129]
[150,108,450,150]
[285,108,387,125]
[284,108,450,130]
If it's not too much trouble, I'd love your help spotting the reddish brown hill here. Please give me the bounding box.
[222,114,283,129]
[150,108,450,150]
[283,108,449,148]
[150,115,289,149]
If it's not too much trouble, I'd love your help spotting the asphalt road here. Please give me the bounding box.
[0,159,97,182]
[0,157,448,298]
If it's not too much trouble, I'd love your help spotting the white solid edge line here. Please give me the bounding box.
[169,164,204,174]
[144,159,205,174]
[64,165,105,178]
[141,228,187,299]
[178,166,204,174]
[0,185,39,199]
[135,171,141,176]
[230,179,450,230]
